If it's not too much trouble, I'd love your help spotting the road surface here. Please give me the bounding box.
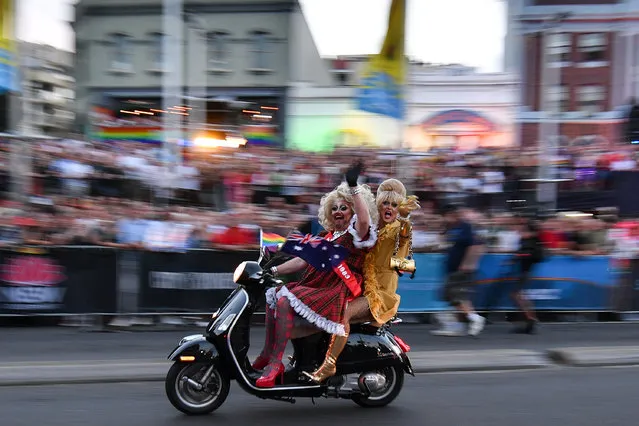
[1,366,635,426]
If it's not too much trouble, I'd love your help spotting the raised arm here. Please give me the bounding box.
[345,162,371,238]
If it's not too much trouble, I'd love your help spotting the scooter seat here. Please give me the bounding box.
[349,322,381,335]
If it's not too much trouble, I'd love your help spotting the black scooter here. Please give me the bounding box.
[165,247,414,415]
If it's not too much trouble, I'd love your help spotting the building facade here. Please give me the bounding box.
[287,61,518,152]
[73,0,331,144]
[17,42,75,135]
[505,0,639,147]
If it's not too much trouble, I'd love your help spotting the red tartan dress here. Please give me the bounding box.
[266,219,377,336]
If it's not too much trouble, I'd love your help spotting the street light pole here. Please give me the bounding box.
[536,12,570,213]
[162,0,184,167]
[184,12,207,142]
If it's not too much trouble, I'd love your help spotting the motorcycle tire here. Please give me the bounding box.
[352,365,404,408]
[165,361,230,415]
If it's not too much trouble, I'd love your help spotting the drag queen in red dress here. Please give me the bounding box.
[252,163,378,388]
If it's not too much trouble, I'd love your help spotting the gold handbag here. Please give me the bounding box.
[390,220,416,279]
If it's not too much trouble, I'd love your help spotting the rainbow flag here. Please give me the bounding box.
[260,231,286,250]
[94,126,162,143]
[242,125,279,145]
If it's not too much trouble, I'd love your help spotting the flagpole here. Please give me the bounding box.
[398,0,407,152]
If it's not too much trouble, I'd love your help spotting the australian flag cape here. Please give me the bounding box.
[280,231,361,297]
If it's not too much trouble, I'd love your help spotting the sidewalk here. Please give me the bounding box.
[3,346,639,386]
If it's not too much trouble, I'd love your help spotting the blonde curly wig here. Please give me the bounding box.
[318,182,378,231]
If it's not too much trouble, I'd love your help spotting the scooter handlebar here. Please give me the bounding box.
[261,273,283,288]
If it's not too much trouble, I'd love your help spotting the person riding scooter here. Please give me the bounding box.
[252,162,379,388]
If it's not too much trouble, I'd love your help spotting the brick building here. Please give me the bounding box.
[505,0,639,147]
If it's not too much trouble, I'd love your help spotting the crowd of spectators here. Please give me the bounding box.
[0,137,637,257]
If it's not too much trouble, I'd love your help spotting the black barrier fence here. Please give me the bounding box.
[0,246,258,316]
[138,249,257,312]
[614,259,639,313]
[0,246,118,315]
[1,246,639,316]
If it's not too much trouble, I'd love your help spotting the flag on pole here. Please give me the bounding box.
[260,230,286,251]
[355,0,406,120]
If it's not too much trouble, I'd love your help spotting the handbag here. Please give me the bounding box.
[390,220,416,279]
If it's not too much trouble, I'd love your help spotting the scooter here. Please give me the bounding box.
[165,247,414,415]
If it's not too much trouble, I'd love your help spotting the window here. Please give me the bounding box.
[110,33,132,71]
[207,31,229,69]
[149,32,164,70]
[546,85,569,112]
[545,33,572,64]
[577,85,606,113]
[250,31,271,70]
[578,33,607,62]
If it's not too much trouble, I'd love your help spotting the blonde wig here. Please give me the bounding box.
[376,178,420,219]
[376,179,407,208]
[318,182,378,231]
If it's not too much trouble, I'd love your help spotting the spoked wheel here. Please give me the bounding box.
[165,362,230,415]
[352,365,404,408]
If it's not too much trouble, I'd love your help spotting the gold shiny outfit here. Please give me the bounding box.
[303,183,419,384]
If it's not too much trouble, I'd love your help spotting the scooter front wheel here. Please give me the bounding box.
[352,365,404,408]
[165,361,230,415]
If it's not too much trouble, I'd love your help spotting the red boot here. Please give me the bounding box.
[251,355,270,371]
[255,363,285,388]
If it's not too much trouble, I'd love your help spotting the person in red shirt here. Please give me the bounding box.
[209,212,259,249]
[538,218,566,250]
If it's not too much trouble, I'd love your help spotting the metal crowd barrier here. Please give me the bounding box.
[0,246,635,321]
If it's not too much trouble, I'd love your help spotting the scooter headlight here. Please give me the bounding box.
[233,262,247,283]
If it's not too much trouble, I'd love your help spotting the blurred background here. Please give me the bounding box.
[0,0,636,322]
[0,0,638,256]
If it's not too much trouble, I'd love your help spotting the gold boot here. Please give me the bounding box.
[302,333,348,384]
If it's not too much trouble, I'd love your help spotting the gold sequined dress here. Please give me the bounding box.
[363,219,412,325]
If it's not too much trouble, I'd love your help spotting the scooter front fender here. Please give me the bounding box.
[168,334,220,363]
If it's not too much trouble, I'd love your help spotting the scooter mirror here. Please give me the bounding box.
[258,246,271,267]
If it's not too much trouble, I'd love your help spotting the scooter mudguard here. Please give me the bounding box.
[168,334,220,364]
[399,352,415,376]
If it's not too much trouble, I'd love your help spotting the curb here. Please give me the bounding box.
[546,347,639,367]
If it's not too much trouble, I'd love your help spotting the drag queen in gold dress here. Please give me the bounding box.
[304,178,420,383]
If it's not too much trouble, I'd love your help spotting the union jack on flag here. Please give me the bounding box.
[280,231,350,272]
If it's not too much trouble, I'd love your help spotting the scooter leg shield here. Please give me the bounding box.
[294,333,326,372]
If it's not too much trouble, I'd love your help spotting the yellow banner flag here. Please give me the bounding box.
[355,0,406,120]
[0,0,16,92]
[0,0,15,53]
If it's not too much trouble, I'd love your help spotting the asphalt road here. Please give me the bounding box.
[1,367,637,426]
[0,322,637,362]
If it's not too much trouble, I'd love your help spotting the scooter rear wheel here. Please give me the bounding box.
[352,365,404,408]
[165,361,230,415]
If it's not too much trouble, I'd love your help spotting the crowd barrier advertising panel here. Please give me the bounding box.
[138,249,259,312]
[0,247,118,314]
[397,254,616,312]
[615,258,639,312]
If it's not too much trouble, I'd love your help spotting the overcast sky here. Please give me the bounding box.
[15,0,506,72]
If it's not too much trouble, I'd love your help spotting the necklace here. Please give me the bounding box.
[330,229,348,241]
